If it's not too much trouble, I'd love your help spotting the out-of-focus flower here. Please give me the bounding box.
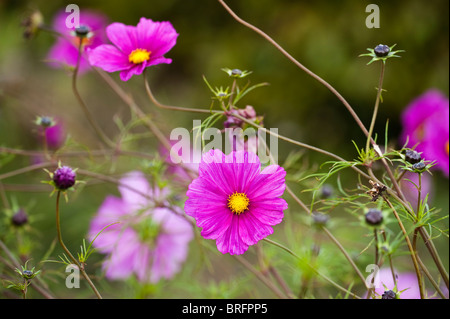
[11,209,29,227]
[88,18,178,81]
[89,171,193,283]
[160,140,200,185]
[46,10,108,74]
[370,268,421,299]
[400,172,433,205]
[21,10,44,39]
[184,150,288,255]
[400,89,449,177]
[44,121,66,150]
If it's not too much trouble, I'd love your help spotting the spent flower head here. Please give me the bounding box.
[359,44,405,65]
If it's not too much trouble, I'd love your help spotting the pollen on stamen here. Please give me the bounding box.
[227,192,250,215]
[128,48,151,64]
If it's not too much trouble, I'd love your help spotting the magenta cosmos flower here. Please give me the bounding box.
[184,150,288,255]
[89,171,193,283]
[400,89,449,176]
[88,18,178,81]
[46,10,108,74]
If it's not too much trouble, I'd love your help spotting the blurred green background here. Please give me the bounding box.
[0,0,448,298]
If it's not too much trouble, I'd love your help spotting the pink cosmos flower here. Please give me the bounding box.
[88,18,178,81]
[400,89,449,176]
[184,150,288,255]
[89,171,193,283]
[46,10,108,74]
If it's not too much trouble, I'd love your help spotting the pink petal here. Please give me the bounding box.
[238,212,274,246]
[119,62,147,81]
[106,22,137,54]
[136,18,178,57]
[88,44,130,72]
[215,215,249,255]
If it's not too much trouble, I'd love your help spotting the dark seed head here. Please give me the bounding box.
[231,69,242,76]
[381,290,397,299]
[22,270,34,279]
[365,208,383,226]
[374,44,390,57]
[39,116,54,128]
[320,184,334,199]
[11,209,28,226]
[53,166,76,190]
[75,25,90,37]
[404,149,422,164]
[312,211,329,226]
[412,161,426,171]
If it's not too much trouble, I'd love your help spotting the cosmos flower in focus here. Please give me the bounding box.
[88,18,178,81]
[400,89,449,176]
[46,10,108,74]
[89,171,193,283]
[184,150,288,255]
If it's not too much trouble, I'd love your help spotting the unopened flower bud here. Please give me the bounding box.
[374,44,390,57]
[231,69,242,76]
[320,184,334,199]
[53,166,76,190]
[11,209,28,226]
[312,211,329,227]
[22,10,44,39]
[412,161,426,172]
[75,25,91,37]
[404,149,421,164]
[381,290,397,299]
[365,208,383,226]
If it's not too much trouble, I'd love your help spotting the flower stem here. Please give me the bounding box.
[382,194,425,299]
[217,0,370,138]
[72,42,116,148]
[262,238,361,299]
[55,191,102,299]
[365,62,386,155]
[321,227,367,287]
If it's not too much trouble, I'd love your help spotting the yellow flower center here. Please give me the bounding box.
[227,192,250,215]
[446,140,449,156]
[128,48,151,64]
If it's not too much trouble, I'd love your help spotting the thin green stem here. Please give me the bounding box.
[321,227,367,287]
[143,71,212,114]
[262,238,361,299]
[72,41,115,148]
[382,194,424,299]
[366,62,385,155]
[55,191,102,299]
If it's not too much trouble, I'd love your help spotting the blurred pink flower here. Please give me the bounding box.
[160,140,200,185]
[88,18,178,81]
[400,89,449,176]
[185,150,288,255]
[44,120,66,150]
[370,268,421,299]
[46,10,108,74]
[89,171,193,283]
[400,172,433,205]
